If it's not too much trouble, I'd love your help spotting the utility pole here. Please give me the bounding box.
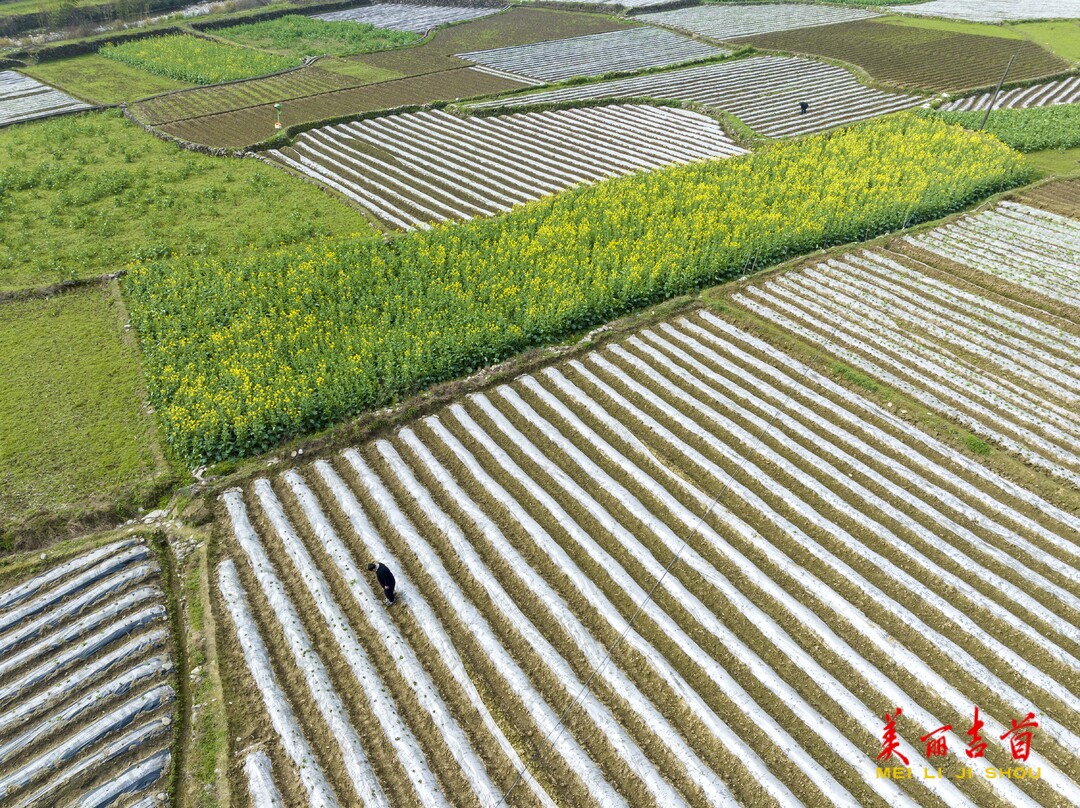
[980,54,1016,131]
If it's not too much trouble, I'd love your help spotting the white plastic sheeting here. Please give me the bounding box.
[217,560,338,808]
[398,428,736,807]
[244,750,284,808]
[0,632,169,735]
[312,462,560,808]
[0,586,162,679]
[0,656,171,766]
[0,540,138,611]
[0,545,151,634]
[224,491,395,808]
[283,472,507,807]
[0,563,155,657]
[72,748,172,808]
[0,684,173,799]
[342,451,629,808]
[425,413,805,808]
[15,717,171,808]
[0,606,166,703]
[499,367,1071,801]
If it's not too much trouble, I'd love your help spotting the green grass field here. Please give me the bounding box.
[100,34,300,84]
[22,53,195,104]
[1026,145,1080,177]
[0,109,375,292]
[0,284,170,550]
[215,14,419,59]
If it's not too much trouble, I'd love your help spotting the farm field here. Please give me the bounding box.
[214,14,420,59]
[132,7,626,147]
[0,285,172,551]
[122,115,1030,463]
[314,2,507,33]
[100,33,301,85]
[20,54,195,105]
[457,27,727,83]
[0,70,90,127]
[640,3,879,41]
[943,76,1080,110]
[475,55,923,139]
[733,200,1080,489]
[0,109,373,291]
[155,66,527,147]
[268,105,747,229]
[216,304,1080,805]
[0,537,174,806]
[736,18,1071,92]
[1022,175,1080,215]
[931,104,1080,152]
[891,0,1080,22]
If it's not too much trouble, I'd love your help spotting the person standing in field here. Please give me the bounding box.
[368,562,397,604]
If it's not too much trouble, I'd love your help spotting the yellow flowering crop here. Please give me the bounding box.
[123,114,1031,463]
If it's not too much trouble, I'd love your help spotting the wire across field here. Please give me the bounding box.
[738,201,1080,489]
[457,27,727,83]
[0,70,90,127]
[314,2,507,33]
[891,0,1080,22]
[473,55,923,137]
[216,300,1080,805]
[943,75,1080,110]
[0,539,174,807]
[639,3,879,41]
[735,19,1071,92]
[267,104,746,229]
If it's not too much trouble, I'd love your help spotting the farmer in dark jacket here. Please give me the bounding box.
[368,562,397,604]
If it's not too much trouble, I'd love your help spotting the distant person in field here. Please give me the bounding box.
[368,562,397,604]
[799,101,810,115]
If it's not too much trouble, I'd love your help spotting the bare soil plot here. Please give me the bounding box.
[943,75,1080,110]
[268,104,746,229]
[216,307,1080,806]
[314,2,507,33]
[0,70,91,128]
[474,55,922,138]
[640,3,879,41]
[457,27,727,83]
[736,201,1080,489]
[735,18,1071,92]
[0,538,174,806]
[156,66,528,147]
[1021,176,1080,216]
[890,0,1080,22]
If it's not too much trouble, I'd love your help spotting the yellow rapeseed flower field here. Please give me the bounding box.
[124,114,1031,463]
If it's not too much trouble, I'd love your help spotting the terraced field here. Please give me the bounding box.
[943,76,1080,110]
[218,305,1080,806]
[0,538,174,806]
[0,70,91,127]
[736,19,1071,92]
[640,3,878,41]
[268,104,745,229]
[736,201,1080,489]
[891,0,1080,22]
[474,55,922,138]
[458,28,726,83]
[314,2,507,33]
